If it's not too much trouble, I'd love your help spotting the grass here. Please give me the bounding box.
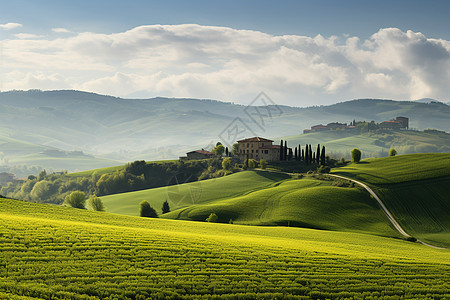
[0,198,449,299]
[100,171,290,216]
[332,153,450,248]
[163,176,400,238]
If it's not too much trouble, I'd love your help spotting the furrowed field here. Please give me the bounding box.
[1,198,449,299]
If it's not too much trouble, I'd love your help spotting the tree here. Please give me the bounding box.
[64,191,86,209]
[206,212,218,222]
[288,148,293,160]
[309,144,313,163]
[321,145,326,165]
[212,144,225,156]
[216,142,222,146]
[248,159,256,169]
[305,145,309,164]
[279,140,284,161]
[316,144,321,164]
[351,148,362,163]
[162,200,170,214]
[140,200,158,218]
[88,195,104,211]
[259,159,267,169]
[389,148,397,156]
[225,147,229,157]
[231,143,239,156]
[284,141,288,160]
[222,157,231,170]
[243,159,248,170]
[294,147,298,160]
[37,170,47,181]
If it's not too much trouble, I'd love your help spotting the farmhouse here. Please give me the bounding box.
[185,149,216,160]
[237,137,284,162]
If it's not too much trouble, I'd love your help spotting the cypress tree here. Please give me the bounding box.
[289,148,293,160]
[305,145,309,164]
[321,145,326,165]
[284,140,288,161]
[279,140,283,161]
[301,149,305,162]
[309,144,313,163]
[225,147,229,157]
[294,147,298,160]
[316,144,321,164]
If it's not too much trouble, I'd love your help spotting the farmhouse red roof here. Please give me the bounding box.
[237,137,274,143]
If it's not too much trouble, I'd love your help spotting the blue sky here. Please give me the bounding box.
[1,0,450,106]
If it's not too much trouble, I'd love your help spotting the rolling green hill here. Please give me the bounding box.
[101,171,290,216]
[332,153,450,248]
[0,198,449,299]
[101,170,399,238]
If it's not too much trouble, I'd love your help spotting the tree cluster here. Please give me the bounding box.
[279,140,326,165]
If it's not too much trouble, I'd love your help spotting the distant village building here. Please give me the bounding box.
[303,116,409,133]
[0,172,15,186]
[184,150,216,160]
[379,117,409,130]
[237,137,286,162]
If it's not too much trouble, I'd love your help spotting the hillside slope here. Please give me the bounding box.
[0,198,449,299]
[101,171,290,216]
[332,153,450,248]
[102,171,399,238]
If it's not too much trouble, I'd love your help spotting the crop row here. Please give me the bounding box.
[1,216,449,299]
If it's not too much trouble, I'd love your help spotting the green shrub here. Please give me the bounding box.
[140,200,158,218]
[351,148,361,163]
[64,191,86,209]
[88,195,104,211]
[206,212,218,222]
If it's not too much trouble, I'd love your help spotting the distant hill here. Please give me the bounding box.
[1,90,450,171]
[281,129,450,159]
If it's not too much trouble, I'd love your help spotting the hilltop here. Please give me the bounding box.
[1,90,450,173]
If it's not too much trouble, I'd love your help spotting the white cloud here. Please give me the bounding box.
[1,24,450,105]
[0,22,22,30]
[52,28,70,33]
[14,33,42,39]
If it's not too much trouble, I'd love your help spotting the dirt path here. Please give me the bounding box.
[256,169,448,250]
[326,173,449,250]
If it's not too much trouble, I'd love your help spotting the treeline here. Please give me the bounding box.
[0,159,224,204]
[279,140,326,165]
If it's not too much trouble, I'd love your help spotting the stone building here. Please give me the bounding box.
[237,137,283,162]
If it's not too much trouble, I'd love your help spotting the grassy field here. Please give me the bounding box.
[1,198,449,299]
[101,171,290,216]
[332,153,450,248]
[101,170,399,238]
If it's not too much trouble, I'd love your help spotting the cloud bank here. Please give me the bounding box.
[1,24,449,105]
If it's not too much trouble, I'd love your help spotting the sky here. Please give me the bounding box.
[1,0,449,106]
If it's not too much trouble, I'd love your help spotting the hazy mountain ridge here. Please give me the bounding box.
[1,90,449,170]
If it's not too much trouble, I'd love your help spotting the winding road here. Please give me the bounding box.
[325,173,448,250]
[256,168,448,250]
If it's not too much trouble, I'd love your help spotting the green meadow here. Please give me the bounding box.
[1,198,449,299]
[332,153,450,248]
